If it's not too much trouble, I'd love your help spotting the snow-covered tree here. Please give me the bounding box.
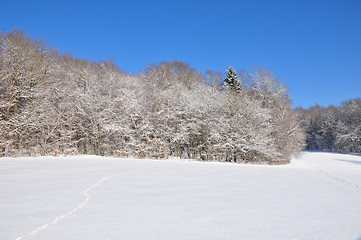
[335,99,361,153]
[224,66,242,93]
[0,30,55,156]
[299,98,361,154]
[223,67,304,163]
[0,29,306,163]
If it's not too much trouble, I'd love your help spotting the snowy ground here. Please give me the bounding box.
[1,152,361,240]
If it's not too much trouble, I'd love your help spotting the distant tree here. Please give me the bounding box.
[298,98,361,154]
[336,99,361,153]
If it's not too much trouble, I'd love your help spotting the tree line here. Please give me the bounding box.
[0,30,306,163]
[297,99,361,154]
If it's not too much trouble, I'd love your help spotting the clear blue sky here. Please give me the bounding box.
[1,0,360,108]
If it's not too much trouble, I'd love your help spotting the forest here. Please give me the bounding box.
[297,99,361,154]
[1,30,358,164]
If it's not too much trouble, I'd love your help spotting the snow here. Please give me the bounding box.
[1,152,361,240]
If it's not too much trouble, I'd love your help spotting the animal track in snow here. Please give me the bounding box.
[316,167,361,189]
[14,174,116,240]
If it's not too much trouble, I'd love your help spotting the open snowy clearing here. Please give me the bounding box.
[1,152,361,240]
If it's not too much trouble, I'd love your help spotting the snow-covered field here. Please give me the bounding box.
[1,152,361,240]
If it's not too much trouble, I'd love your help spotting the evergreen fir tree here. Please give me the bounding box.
[224,66,242,93]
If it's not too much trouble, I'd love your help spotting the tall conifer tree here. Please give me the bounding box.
[224,66,242,93]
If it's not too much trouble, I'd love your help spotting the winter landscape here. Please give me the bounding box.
[1,27,361,240]
[1,152,361,240]
[1,1,361,239]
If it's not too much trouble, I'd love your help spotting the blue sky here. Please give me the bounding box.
[1,0,360,108]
